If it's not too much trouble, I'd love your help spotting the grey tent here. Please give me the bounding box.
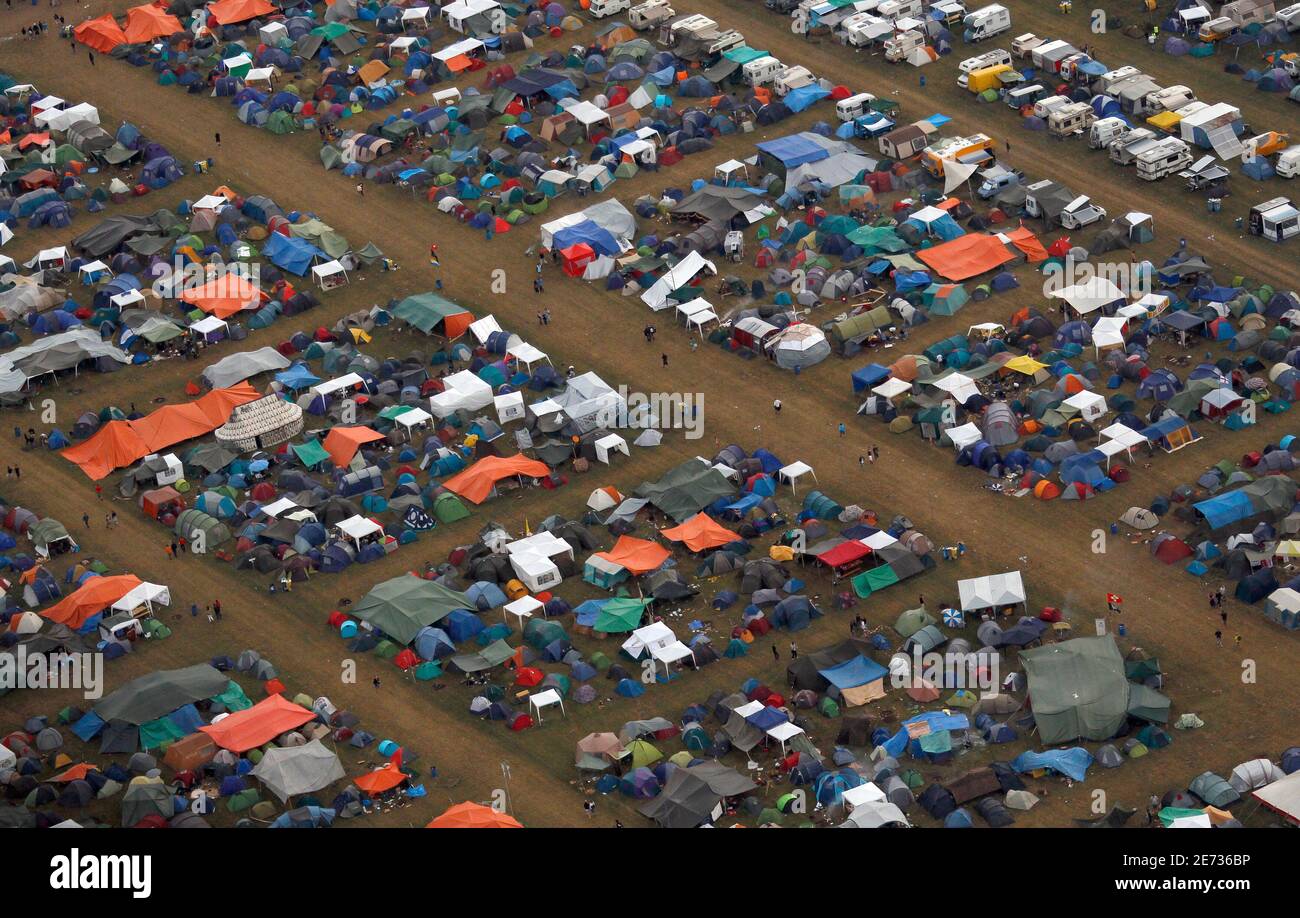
[251,739,346,802]
[1020,636,1129,743]
[638,768,720,828]
[120,780,173,827]
[200,347,292,389]
[353,576,475,645]
[93,664,229,725]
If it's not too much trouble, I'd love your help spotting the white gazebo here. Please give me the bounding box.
[676,298,720,338]
[110,288,146,309]
[189,315,229,341]
[714,159,749,184]
[778,460,817,494]
[1098,423,1150,466]
[394,406,433,439]
[507,341,551,373]
[872,377,912,401]
[494,391,525,424]
[312,260,348,290]
[766,721,806,754]
[110,581,171,615]
[594,433,629,464]
[946,421,984,452]
[528,687,565,722]
[468,314,504,344]
[78,260,111,285]
[957,571,1026,613]
[1063,389,1107,423]
[337,515,385,551]
[401,6,431,29]
[503,595,543,629]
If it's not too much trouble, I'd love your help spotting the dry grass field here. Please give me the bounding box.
[0,0,1297,829]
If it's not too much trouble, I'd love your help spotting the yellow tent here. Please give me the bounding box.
[1004,355,1048,376]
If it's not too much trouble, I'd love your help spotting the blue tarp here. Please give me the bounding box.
[784,84,831,114]
[851,363,890,393]
[756,134,829,168]
[818,655,888,690]
[1193,490,1257,530]
[552,219,621,256]
[262,233,325,276]
[1011,747,1094,781]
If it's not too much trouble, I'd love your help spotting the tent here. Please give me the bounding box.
[251,739,345,802]
[1021,636,1131,743]
[353,576,475,645]
[199,695,315,753]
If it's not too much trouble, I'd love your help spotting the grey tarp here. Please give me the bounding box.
[200,347,292,389]
[638,768,721,828]
[353,576,475,645]
[449,638,517,673]
[71,214,164,258]
[251,739,346,802]
[633,459,736,522]
[92,664,229,725]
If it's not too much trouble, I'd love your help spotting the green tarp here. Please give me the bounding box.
[93,664,230,725]
[291,439,331,468]
[353,576,475,645]
[593,597,651,633]
[1021,636,1130,744]
[633,460,735,523]
[213,680,253,712]
[392,292,471,335]
[450,638,517,673]
[852,564,900,598]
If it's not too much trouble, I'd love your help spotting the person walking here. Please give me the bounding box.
[789,641,798,660]
[95,484,102,500]
[661,353,669,367]
[1215,629,1223,647]
[1220,609,1228,627]
[1234,634,1242,649]
[191,602,199,619]
[82,512,90,529]
[859,455,866,468]
[88,52,94,66]
[428,243,440,267]
[838,423,846,437]
[773,398,782,414]
[214,131,221,147]
[771,644,780,662]
[372,677,381,688]
[355,182,364,196]
[213,599,222,621]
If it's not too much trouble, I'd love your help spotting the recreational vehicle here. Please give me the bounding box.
[956,48,1013,87]
[629,0,674,29]
[1278,2,1300,31]
[1109,128,1158,165]
[963,3,1012,41]
[588,0,630,18]
[877,0,923,21]
[742,55,784,85]
[842,12,893,45]
[1089,116,1131,149]
[1032,94,1072,119]
[1276,146,1300,178]
[1222,0,1275,28]
[1005,83,1048,110]
[922,133,996,177]
[1142,85,1196,116]
[1135,138,1194,180]
[878,121,935,159]
[1047,101,1095,137]
[774,65,817,96]
[836,92,878,121]
[1010,32,1042,59]
[884,30,927,62]
[1250,197,1300,241]
[1198,16,1239,40]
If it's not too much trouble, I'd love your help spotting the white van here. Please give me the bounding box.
[876,0,923,21]
[1275,146,1300,178]
[842,12,892,45]
[742,55,783,86]
[774,65,816,96]
[963,3,1012,41]
[1032,94,1071,119]
[1279,2,1300,31]
[956,48,1013,87]
[1136,138,1193,180]
[588,0,630,18]
[836,92,878,122]
[1089,116,1129,150]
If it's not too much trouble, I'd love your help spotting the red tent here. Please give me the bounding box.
[560,243,596,277]
[74,14,128,53]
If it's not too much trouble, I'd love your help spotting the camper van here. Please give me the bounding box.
[1032,94,1072,119]
[878,121,935,159]
[976,164,1022,198]
[963,3,1012,41]
[1047,101,1095,137]
[774,65,816,96]
[1242,131,1290,159]
[1030,39,1078,72]
[1222,0,1276,28]
[1089,117,1131,149]
[663,13,716,46]
[742,55,783,85]
[1005,82,1047,110]
[629,0,673,28]
[1110,127,1158,164]
[1011,32,1042,59]
[588,0,630,18]
[922,133,996,177]
[1135,137,1194,180]
[877,0,923,21]
[1098,65,1141,94]
[1142,85,1196,116]
[1250,197,1300,241]
[842,12,893,45]
[1199,16,1239,40]
[956,48,1013,87]
[1277,146,1300,178]
[836,91,878,121]
[884,30,927,61]
[1279,2,1300,31]
[1058,195,1107,229]
[706,29,746,55]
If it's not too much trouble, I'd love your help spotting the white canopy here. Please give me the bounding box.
[1048,276,1125,314]
[312,372,365,397]
[641,251,716,311]
[766,721,805,750]
[622,621,677,659]
[872,377,912,399]
[507,342,550,370]
[565,99,611,127]
[932,372,979,403]
[468,314,504,344]
[111,582,171,613]
[429,369,493,417]
[110,289,146,309]
[958,571,1026,610]
[312,260,347,286]
[258,497,300,518]
[947,421,983,451]
[504,595,543,626]
[861,531,899,550]
[778,461,817,493]
[528,688,565,721]
[78,260,110,278]
[244,67,276,85]
[594,433,629,464]
[841,782,887,808]
[337,515,383,545]
[394,407,432,429]
[189,315,229,335]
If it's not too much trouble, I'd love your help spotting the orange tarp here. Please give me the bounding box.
[661,513,736,553]
[208,0,276,25]
[124,3,183,43]
[40,575,142,630]
[427,801,523,828]
[915,233,1016,281]
[356,59,390,86]
[18,133,50,151]
[198,694,315,753]
[52,763,97,782]
[74,14,128,53]
[62,384,260,480]
[593,535,671,575]
[180,275,267,319]
[322,426,386,468]
[443,454,551,504]
[1003,225,1049,263]
[354,763,408,794]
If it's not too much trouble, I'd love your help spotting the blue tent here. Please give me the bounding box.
[262,233,325,276]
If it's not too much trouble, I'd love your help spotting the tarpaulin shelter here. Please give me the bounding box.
[592,536,671,575]
[208,0,276,25]
[92,664,229,725]
[251,739,346,802]
[443,455,551,504]
[322,426,386,468]
[199,694,315,753]
[1021,636,1131,743]
[40,574,142,630]
[179,275,267,319]
[124,4,183,43]
[661,513,735,552]
[427,801,523,828]
[353,575,474,645]
[62,384,261,480]
[74,15,127,53]
[392,293,474,339]
[917,234,1016,281]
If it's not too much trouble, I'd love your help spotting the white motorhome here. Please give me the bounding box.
[1047,101,1094,137]
[1089,117,1130,149]
[1142,85,1196,116]
[1058,195,1107,228]
[884,29,926,61]
[1135,137,1193,180]
[705,29,746,55]
[1098,65,1141,93]
[1250,196,1300,241]
[1278,2,1300,31]
[774,64,816,96]
[742,55,783,85]
[663,13,716,46]
[1277,146,1300,178]
[877,0,923,20]
[588,0,630,18]
[1032,94,1071,119]
[1110,127,1158,164]
[1010,32,1042,59]
[963,3,1012,41]
[629,0,675,29]
[956,48,1012,87]
[842,11,892,45]
[836,91,878,121]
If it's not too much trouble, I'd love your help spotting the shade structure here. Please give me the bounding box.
[427,801,523,828]
[40,575,142,629]
[354,763,408,795]
[661,513,735,552]
[179,274,267,319]
[591,535,671,574]
[74,15,127,53]
[199,695,315,753]
[322,426,386,467]
[443,454,551,504]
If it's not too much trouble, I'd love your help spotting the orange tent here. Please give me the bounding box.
[427,801,523,828]
[17,132,50,151]
[661,513,736,553]
[322,426,386,468]
[51,763,98,782]
[199,694,315,753]
[443,454,551,504]
[356,59,390,86]
[63,384,260,480]
[208,0,275,25]
[74,14,128,53]
[593,535,671,575]
[915,233,1016,281]
[1003,225,1050,263]
[180,275,267,319]
[124,3,183,43]
[40,575,142,630]
[354,763,408,794]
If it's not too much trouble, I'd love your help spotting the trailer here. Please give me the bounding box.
[957,48,1013,87]
[1010,32,1042,59]
[1109,127,1158,165]
[1250,197,1300,241]
[629,0,675,30]
[1047,101,1095,137]
[1089,116,1130,149]
[922,133,995,177]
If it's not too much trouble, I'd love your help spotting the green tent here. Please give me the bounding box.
[593,597,651,633]
[266,111,297,135]
[1021,636,1131,744]
[893,606,936,637]
[352,576,475,645]
[626,739,661,768]
[433,492,470,523]
[851,564,900,598]
[392,292,472,336]
[291,439,331,468]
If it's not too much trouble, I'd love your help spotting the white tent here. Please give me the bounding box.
[766,721,805,753]
[778,461,817,494]
[507,342,550,372]
[190,315,229,338]
[506,531,573,591]
[1063,390,1107,422]
[394,407,432,437]
[503,595,542,627]
[676,298,719,337]
[1048,277,1125,315]
[1253,769,1300,824]
[312,260,348,290]
[78,260,111,283]
[946,422,984,451]
[337,515,384,550]
[641,251,716,311]
[872,378,912,400]
[594,433,629,464]
[111,582,171,614]
[429,370,493,418]
[958,571,1026,611]
[529,688,566,722]
[494,391,525,424]
[932,372,979,403]
[841,782,887,808]
[110,289,146,309]
[1091,316,1128,353]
